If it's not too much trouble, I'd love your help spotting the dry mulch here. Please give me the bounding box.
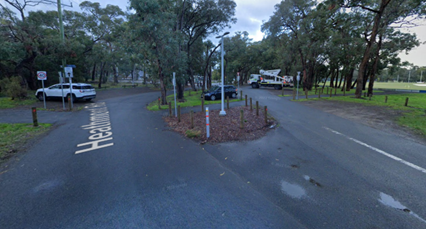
[164,106,276,143]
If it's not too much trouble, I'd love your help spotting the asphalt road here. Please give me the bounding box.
[1,86,426,228]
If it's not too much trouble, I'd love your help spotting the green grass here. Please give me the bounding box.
[279,87,383,97]
[0,123,52,162]
[374,82,426,90]
[147,90,242,111]
[303,93,426,136]
[0,97,38,109]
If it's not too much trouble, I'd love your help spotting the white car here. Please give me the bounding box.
[35,83,96,102]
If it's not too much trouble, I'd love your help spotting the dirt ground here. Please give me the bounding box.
[164,106,276,143]
[301,99,426,145]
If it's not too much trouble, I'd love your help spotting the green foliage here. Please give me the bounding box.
[0,76,28,100]
[186,129,201,138]
[0,123,51,162]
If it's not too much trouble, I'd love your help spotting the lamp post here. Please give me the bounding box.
[216,32,230,116]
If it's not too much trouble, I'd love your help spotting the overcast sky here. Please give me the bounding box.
[2,0,425,67]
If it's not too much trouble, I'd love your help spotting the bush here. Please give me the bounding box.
[0,76,28,100]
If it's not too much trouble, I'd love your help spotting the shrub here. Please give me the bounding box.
[0,76,27,100]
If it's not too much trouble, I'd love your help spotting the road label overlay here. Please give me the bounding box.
[75,102,114,154]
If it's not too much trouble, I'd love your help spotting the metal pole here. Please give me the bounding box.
[59,72,65,110]
[42,80,46,109]
[69,76,73,109]
[58,0,67,106]
[219,35,226,116]
[173,72,177,117]
[408,70,411,83]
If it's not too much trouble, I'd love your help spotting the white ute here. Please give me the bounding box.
[248,69,293,90]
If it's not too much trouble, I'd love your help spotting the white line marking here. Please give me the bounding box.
[324,127,426,174]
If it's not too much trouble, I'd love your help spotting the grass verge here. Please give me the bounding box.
[302,93,426,136]
[147,90,242,111]
[279,88,383,97]
[0,97,38,109]
[0,123,52,163]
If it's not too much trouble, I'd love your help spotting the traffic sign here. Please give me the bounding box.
[37,71,47,80]
[64,67,73,78]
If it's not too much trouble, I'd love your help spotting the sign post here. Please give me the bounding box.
[296,71,301,100]
[237,72,240,93]
[59,72,65,110]
[37,71,47,109]
[64,66,74,109]
[173,72,177,117]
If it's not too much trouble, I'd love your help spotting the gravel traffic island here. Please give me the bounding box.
[164,106,276,143]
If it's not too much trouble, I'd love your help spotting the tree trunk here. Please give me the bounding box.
[91,63,97,81]
[157,59,167,105]
[98,62,106,89]
[355,0,389,98]
[368,33,383,96]
[113,65,119,84]
[346,68,354,91]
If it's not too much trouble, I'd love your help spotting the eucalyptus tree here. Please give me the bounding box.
[330,0,426,97]
[129,0,187,104]
[262,0,331,90]
[177,0,237,92]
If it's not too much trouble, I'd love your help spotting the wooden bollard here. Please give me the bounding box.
[256,101,259,116]
[68,96,72,111]
[318,90,321,98]
[385,96,388,103]
[227,96,229,109]
[190,110,194,129]
[282,88,284,96]
[178,105,181,122]
[250,98,252,111]
[169,102,172,117]
[201,96,204,113]
[405,97,409,106]
[364,92,367,97]
[326,87,329,95]
[334,87,337,95]
[292,90,296,100]
[245,95,248,106]
[32,107,38,127]
[264,106,268,124]
[240,110,244,129]
[330,88,332,97]
[369,94,372,101]
[240,90,243,100]
[305,90,308,99]
[158,96,161,109]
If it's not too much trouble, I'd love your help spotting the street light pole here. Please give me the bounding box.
[216,32,230,116]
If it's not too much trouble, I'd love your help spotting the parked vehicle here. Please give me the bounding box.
[35,83,96,102]
[248,69,293,89]
[201,85,238,101]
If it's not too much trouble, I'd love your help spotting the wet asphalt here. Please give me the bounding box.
[1,86,426,228]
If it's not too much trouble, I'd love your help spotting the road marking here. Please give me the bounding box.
[75,102,114,154]
[324,127,426,174]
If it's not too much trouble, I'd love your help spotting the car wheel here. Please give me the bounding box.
[86,98,92,102]
[231,93,236,98]
[210,95,216,101]
[251,83,256,88]
[37,93,45,101]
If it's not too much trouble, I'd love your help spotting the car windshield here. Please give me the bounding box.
[208,86,220,92]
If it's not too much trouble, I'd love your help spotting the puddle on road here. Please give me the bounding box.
[379,192,426,224]
[33,179,64,194]
[280,180,306,199]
